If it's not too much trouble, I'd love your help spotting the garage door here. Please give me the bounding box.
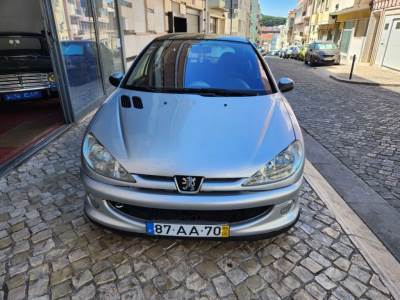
[383,18,400,71]
[186,9,200,33]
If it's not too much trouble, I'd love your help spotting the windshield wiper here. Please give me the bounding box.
[127,86,265,96]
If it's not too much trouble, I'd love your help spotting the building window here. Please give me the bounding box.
[354,19,368,37]
[209,17,217,33]
[340,21,354,53]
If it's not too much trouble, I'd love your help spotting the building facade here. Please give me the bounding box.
[259,26,282,50]
[249,0,261,42]
[293,0,306,45]
[284,0,378,65]
[330,0,371,63]
[225,0,252,37]
[362,0,400,70]
[286,9,296,46]
[208,0,227,34]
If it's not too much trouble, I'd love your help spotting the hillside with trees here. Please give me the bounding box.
[260,15,287,27]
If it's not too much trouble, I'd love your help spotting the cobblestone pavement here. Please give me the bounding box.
[268,57,400,212]
[0,119,394,299]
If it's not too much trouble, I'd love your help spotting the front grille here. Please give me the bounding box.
[0,73,51,92]
[109,201,273,223]
[323,55,334,58]
[134,174,242,193]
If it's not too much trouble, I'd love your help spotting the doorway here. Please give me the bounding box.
[0,0,66,167]
[174,17,188,32]
[382,18,400,71]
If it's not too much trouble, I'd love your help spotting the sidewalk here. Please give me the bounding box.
[325,64,400,86]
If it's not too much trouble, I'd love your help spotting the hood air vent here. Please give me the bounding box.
[120,95,131,108]
[132,96,143,109]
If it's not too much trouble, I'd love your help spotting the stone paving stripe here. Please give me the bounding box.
[304,160,400,299]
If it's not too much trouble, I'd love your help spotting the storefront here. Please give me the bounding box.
[331,5,371,64]
[0,0,125,174]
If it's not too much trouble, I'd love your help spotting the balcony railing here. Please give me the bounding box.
[372,0,400,9]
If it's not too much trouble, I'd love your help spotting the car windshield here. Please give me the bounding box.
[315,43,337,50]
[0,36,46,56]
[124,39,273,96]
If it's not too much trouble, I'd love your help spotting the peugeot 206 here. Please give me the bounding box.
[81,34,305,239]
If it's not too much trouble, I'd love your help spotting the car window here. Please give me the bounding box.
[124,39,273,96]
[315,43,337,50]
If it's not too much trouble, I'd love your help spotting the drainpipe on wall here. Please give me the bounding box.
[230,0,233,35]
[204,0,208,33]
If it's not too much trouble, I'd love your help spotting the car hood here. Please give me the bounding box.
[89,89,295,178]
[317,49,338,55]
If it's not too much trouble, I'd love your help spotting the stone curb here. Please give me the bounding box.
[329,74,400,87]
[304,160,400,300]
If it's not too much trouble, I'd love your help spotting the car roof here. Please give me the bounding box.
[154,33,250,44]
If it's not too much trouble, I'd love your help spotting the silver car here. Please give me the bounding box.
[305,41,340,66]
[81,34,305,239]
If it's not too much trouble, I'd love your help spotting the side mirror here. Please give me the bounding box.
[109,71,124,87]
[278,77,295,93]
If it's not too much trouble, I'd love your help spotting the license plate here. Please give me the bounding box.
[3,90,44,101]
[146,222,230,238]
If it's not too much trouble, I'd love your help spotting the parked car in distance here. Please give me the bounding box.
[269,50,277,56]
[304,41,340,66]
[285,46,300,59]
[81,34,304,239]
[279,48,287,58]
[298,44,308,61]
[0,32,57,102]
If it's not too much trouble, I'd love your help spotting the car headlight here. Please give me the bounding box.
[82,133,134,182]
[48,73,56,83]
[243,140,303,186]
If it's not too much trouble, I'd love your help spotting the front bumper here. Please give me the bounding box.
[316,56,340,65]
[82,170,302,238]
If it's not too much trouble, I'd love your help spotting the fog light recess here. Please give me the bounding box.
[280,200,293,215]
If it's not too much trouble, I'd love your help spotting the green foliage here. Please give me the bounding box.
[260,15,286,27]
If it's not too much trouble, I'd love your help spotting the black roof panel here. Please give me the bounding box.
[154,33,250,43]
[0,32,44,37]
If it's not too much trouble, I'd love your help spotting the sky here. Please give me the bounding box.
[260,0,297,17]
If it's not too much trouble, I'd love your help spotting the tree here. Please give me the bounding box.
[260,15,287,27]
